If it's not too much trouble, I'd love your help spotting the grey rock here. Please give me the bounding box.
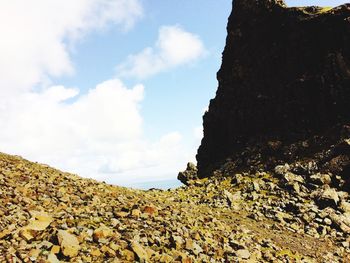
[224,190,242,207]
[178,162,198,185]
[315,187,340,208]
[309,173,332,185]
[283,172,304,184]
[236,249,250,259]
[274,164,290,176]
[340,201,350,213]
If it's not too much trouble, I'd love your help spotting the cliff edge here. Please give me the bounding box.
[196,0,350,178]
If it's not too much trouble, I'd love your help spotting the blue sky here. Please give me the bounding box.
[0,0,347,189]
[56,1,232,142]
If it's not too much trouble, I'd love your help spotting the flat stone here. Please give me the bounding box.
[91,248,102,257]
[131,241,148,262]
[143,205,157,215]
[25,212,53,231]
[131,209,141,217]
[57,230,80,257]
[283,172,304,184]
[236,249,251,259]
[310,173,332,185]
[123,249,135,261]
[115,211,129,218]
[340,201,350,213]
[28,249,40,260]
[93,226,113,243]
[318,188,339,208]
[20,229,35,241]
[47,254,60,263]
[51,245,60,254]
[274,164,291,175]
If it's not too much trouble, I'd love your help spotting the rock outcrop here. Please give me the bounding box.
[197,0,350,178]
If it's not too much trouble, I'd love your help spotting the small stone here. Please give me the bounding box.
[324,218,332,226]
[115,211,129,218]
[110,242,119,251]
[57,230,80,257]
[236,249,251,259]
[0,229,11,239]
[91,248,102,257]
[93,226,113,243]
[101,245,116,257]
[310,173,332,185]
[131,241,148,262]
[28,249,40,260]
[51,245,60,254]
[341,241,349,248]
[292,182,300,194]
[192,232,201,240]
[123,249,135,261]
[182,256,193,263]
[252,181,260,191]
[159,254,173,263]
[329,213,350,234]
[224,190,241,206]
[185,239,194,250]
[283,172,304,184]
[345,138,350,146]
[274,164,290,175]
[191,241,203,255]
[317,187,339,208]
[250,192,259,201]
[131,209,141,217]
[20,229,34,241]
[146,247,156,259]
[275,211,293,224]
[39,240,53,249]
[338,191,349,201]
[143,206,157,215]
[170,235,184,249]
[340,201,350,213]
[47,254,60,263]
[25,212,53,231]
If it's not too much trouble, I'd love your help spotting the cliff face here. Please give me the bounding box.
[197,0,350,178]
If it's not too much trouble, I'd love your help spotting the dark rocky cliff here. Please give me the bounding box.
[196,0,350,178]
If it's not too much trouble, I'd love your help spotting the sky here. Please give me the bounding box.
[0,0,348,189]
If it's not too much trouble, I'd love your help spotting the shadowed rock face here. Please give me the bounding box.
[197,0,350,178]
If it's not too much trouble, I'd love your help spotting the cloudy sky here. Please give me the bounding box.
[0,0,347,189]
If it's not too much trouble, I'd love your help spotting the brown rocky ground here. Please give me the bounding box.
[1,151,350,262]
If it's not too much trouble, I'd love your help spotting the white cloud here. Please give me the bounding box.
[0,1,200,187]
[0,79,193,185]
[0,0,143,95]
[116,25,206,79]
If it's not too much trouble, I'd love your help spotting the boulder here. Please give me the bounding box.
[178,162,198,185]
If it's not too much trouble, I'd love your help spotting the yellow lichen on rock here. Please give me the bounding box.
[25,211,53,231]
[57,230,80,257]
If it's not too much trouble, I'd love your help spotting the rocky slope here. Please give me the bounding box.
[2,0,350,262]
[1,152,350,262]
[197,0,350,177]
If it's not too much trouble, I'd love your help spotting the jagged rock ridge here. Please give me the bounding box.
[197,0,350,178]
